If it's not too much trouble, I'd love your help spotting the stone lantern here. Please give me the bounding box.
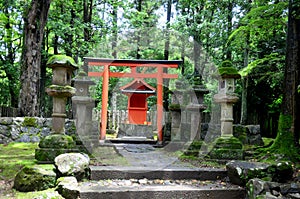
[213,62,241,137]
[46,55,78,134]
[72,70,97,151]
[208,61,244,160]
[35,55,79,163]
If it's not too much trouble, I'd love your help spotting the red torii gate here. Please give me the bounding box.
[84,58,182,143]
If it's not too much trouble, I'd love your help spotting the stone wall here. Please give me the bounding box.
[0,117,263,145]
[200,123,263,145]
[0,117,76,144]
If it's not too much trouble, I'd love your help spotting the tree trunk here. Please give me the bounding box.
[111,0,118,58]
[271,0,300,156]
[240,38,249,125]
[19,0,51,116]
[136,0,142,59]
[83,0,93,57]
[163,0,172,111]
[226,1,233,60]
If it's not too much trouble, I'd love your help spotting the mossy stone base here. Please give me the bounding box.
[35,148,79,163]
[36,134,78,163]
[39,134,76,149]
[13,165,56,192]
[209,136,244,160]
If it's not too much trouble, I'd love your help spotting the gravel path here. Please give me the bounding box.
[114,143,196,169]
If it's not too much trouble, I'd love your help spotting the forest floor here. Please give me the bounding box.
[0,139,299,199]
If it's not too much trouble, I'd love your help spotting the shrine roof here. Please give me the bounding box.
[120,78,156,94]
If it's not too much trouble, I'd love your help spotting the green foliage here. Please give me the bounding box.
[239,53,284,77]
[22,117,37,127]
[220,60,233,68]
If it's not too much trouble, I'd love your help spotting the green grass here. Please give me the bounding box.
[0,142,38,180]
[0,142,66,199]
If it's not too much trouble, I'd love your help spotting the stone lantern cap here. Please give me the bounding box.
[46,55,79,71]
[216,60,241,79]
[217,67,241,79]
[72,70,95,84]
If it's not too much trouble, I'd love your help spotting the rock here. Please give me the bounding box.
[247,125,264,146]
[269,162,294,183]
[0,125,10,136]
[249,134,264,145]
[246,178,300,199]
[31,136,40,142]
[233,125,249,142]
[288,193,300,199]
[56,176,80,199]
[227,161,270,186]
[19,134,31,142]
[280,183,300,195]
[227,160,294,186]
[29,127,40,135]
[13,165,56,192]
[0,117,13,125]
[55,153,90,181]
[40,127,51,137]
[246,125,260,135]
[11,125,20,140]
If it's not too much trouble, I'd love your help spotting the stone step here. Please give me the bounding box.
[106,137,157,145]
[78,180,245,199]
[90,166,227,181]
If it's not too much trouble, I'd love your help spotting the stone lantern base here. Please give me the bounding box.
[35,134,79,163]
[208,136,244,160]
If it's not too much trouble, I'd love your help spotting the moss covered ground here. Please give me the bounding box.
[0,142,62,199]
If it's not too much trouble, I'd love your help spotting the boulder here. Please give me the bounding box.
[55,153,90,181]
[13,165,56,192]
[227,160,294,186]
[247,178,300,199]
[56,176,80,199]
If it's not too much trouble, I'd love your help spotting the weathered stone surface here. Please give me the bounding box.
[0,117,76,144]
[227,161,270,186]
[247,178,300,199]
[0,125,10,136]
[35,148,79,163]
[247,125,260,135]
[55,153,90,181]
[208,136,244,160]
[118,124,153,139]
[13,165,56,192]
[0,117,13,125]
[56,176,80,199]
[227,161,294,186]
[19,134,31,142]
[39,134,75,149]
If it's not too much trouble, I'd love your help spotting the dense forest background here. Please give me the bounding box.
[0,0,295,139]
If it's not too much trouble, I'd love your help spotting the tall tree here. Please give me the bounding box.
[270,0,300,157]
[19,0,51,116]
[0,0,23,107]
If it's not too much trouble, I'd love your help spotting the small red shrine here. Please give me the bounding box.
[84,58,182,143]
[120,78,155,125]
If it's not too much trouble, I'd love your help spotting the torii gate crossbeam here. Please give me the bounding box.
[84,58,182,143]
